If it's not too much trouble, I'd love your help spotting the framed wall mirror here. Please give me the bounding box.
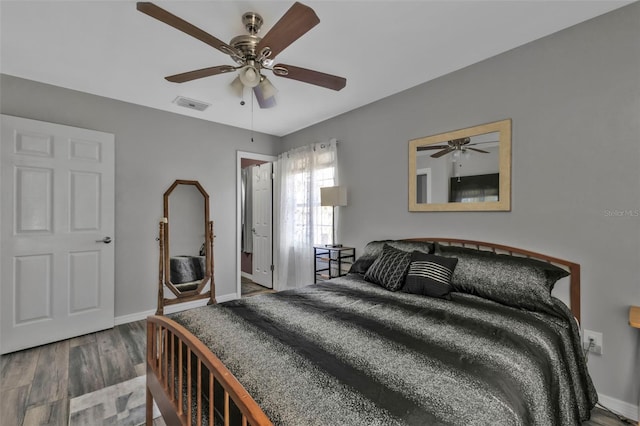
[409,119,511,212]
[157,179,214,314]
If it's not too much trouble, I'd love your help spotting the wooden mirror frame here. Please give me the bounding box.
[157,179,215,314]
[409,119,511,212]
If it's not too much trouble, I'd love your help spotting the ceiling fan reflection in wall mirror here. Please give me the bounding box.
[417,137,495,160]
[136,2,347,109]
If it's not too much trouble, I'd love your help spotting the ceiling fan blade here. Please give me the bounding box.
[137,2,241,58]
[272,63,346,91]
[417,144,449,151]
[467,147,490,154]
[256,2,320,59]
[165,65,236,83]
[431,148,455,158]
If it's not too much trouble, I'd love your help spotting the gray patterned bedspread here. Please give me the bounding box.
[171,274,596,426]
[170,256,205,284]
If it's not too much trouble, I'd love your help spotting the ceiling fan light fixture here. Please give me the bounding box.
[239,65,261,87]
[254,86,277,109]
[229,76,244,98]
[258,76,278,99]
[254,76,277,109]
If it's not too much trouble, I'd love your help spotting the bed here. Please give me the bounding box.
[146,238,596,426]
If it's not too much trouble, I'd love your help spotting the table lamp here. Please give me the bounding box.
[321,186,347,247]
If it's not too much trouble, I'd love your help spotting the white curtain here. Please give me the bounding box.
[274,141,338,291]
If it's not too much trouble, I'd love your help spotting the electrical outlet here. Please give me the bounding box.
[583,329,603,355]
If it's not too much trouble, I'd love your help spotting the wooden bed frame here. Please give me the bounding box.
[146,238,581,426]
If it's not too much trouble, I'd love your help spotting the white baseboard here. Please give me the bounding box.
[215,293,239,303]
[114,292,239,325]
[598,393,639,421]
[114,309,154,326]
[241,272,253,280]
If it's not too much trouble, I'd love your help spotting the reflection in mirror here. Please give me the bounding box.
[168,184,205,292]
[157,179,214,315]
[416,132,499,204]
[409,120,511,212]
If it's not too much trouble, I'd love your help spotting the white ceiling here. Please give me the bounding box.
[1,1,632,136]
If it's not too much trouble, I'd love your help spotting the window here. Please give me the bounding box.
[275,141,338,290]
[286,148,336,246]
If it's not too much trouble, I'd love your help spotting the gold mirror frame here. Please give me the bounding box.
[157,179,215,314]
[409,119,511,212]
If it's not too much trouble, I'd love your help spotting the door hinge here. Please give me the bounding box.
[271,173,275,180]
[270,264,275,272]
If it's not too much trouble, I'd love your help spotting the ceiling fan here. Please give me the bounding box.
[417,137,492,159]
[136,2,347,109]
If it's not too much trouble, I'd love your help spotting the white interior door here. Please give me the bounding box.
[252,163,273,288]
[1,115,115,354]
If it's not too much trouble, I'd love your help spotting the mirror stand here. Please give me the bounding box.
[156,218,215,315]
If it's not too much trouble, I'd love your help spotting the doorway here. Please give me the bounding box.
[236,151,276,299]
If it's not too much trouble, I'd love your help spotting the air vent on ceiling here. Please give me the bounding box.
[173,96,210,112]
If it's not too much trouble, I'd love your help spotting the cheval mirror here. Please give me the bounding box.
[157,179,215,314]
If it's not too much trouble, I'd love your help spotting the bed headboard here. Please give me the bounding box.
[402,238,581,323]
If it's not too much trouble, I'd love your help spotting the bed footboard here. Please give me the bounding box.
[146,315,272,426]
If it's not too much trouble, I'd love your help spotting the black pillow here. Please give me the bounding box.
[435,243,570,313]
[403,252,458,299]
[349,240,395,274]
[349,240,434,274]
[364,244,412,291]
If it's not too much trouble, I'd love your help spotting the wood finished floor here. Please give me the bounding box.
[241,276,276,297]
[0,320,165,426]
[0,319,633,426]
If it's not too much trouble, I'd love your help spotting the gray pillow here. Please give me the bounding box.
[349,240,434,274]
[364,244,412,291]
[435,244,569,312]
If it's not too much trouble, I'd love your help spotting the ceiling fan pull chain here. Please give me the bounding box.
[251,93,255,142]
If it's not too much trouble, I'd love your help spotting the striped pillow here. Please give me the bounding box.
[403,252,458,299]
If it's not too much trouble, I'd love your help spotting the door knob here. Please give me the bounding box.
[96,236,112,244]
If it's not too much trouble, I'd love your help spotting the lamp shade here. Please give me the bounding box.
[238,65,260,87]
[257,76,278,99]
[321,186,347,207]
[254,77,277,109]
[229,76,244,97]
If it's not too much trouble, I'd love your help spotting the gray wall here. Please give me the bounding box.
[282,3,640,408]
[0,75,279,316]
